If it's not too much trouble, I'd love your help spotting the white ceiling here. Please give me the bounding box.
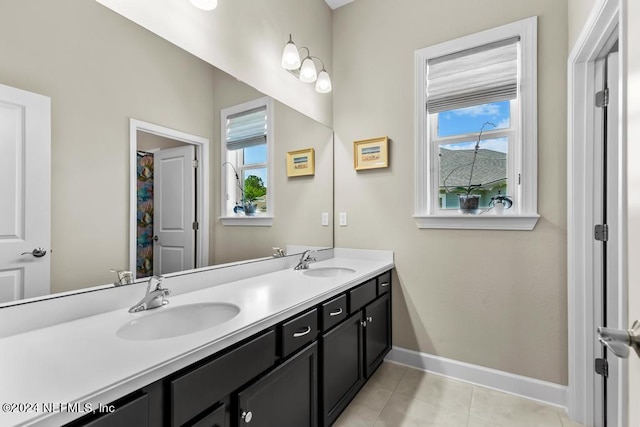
[325,0,354,10]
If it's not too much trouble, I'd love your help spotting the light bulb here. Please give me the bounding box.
[299,57,317,83]
[190,0,217,10]
[315,70,332,93]
[281,40,301,70]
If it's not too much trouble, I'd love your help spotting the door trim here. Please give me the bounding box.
[129,119,210,278]
[567,0,626,424]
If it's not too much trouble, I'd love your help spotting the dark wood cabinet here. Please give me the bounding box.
[320,274,392,426]
[237,342,318,427]
[320,312,364,427]
[364,293,391,378]
[66,270,392,427]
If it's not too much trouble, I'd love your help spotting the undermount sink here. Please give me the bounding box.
[117,302,240,341]
[303,267,356,278]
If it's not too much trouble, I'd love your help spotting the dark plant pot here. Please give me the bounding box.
[244,203,257,216]
[458,194,481,215]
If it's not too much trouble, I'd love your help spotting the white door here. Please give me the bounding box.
[626,0,640,424]
[0,84,50,303]
[153,145,196,275]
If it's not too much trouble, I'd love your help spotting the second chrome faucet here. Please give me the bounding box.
[129,275,171,313]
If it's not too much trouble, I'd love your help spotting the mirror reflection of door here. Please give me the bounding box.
[0,84,51,303]
[136,132,196,278]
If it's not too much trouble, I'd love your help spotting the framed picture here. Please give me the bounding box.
[354,136,389,170]
[286,148,315,177]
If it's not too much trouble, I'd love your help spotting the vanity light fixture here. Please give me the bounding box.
[281,34,332,94]
[190,0,218,11]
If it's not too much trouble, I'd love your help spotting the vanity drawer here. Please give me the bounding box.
[187,403,225,427]
[321,294,347,331]
[280,308,318,358]
[170,330,276,427]
[377,271,391,295]
[349,279,377,313]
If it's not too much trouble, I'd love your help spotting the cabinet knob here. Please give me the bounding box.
[242,411,253,423]
[361,320,367,327]
[367,316,373,323]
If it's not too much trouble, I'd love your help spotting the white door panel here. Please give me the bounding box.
[153,146,195,275]
[0,84,50,303]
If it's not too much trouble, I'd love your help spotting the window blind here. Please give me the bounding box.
[226,106,268,150]
[426,37,520,114]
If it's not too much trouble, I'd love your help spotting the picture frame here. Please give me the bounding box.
[286,148,315,177]
[354,136,389,170]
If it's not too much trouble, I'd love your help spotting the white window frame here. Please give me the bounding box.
[220,96,274,226]
[414,17,539,230]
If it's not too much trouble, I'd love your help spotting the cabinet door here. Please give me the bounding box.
[364,293,391,378]
[237,342,318,427]
[321,312,364,427]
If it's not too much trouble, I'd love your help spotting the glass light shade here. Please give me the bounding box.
[190,0,218,10]
[281,42,301,70]
[299,57,317,83]
[315,70,332,93]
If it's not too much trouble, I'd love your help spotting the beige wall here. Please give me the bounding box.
[97,0,333,127]
[333,0,569,384]
[568,0,599,49]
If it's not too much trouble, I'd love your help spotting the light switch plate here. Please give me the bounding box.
[322,212,329,226]
[339,212,347,226]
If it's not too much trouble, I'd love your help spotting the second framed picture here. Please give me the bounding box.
[286,148,315,177]
[354,136,389,170]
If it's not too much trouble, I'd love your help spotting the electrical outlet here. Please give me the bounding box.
[321,212,329,226]
[339,212,347,226]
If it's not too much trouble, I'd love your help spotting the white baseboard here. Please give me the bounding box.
[385,346,568,409]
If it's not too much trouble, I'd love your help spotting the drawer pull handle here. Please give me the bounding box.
[293,326,312,338]
[380,282,390,287]
[242,411,253,423]
[329,308,343,317]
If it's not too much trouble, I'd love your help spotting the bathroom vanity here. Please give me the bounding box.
[0,249,393,427]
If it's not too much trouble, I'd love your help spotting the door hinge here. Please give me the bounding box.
[192,221,199,230]
[595,88,609,108]
[595,358,609,377]
[595,224,609,242]
[192,159,199,168]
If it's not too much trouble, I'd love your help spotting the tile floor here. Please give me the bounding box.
[333,362,584,427]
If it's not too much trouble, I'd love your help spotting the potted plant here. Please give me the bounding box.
[443,121,496,214]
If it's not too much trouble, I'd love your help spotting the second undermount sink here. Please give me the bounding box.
[303,267,356,278]
[117,302,240,341]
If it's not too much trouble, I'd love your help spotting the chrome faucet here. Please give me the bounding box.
[110,269,133,286]
[294,250,316,270]
[128,275,170,313]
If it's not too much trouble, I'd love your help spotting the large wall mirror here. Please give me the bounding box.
[0,0,333,306]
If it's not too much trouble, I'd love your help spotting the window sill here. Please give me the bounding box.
[220,216,273,227]
[413,214,540,230]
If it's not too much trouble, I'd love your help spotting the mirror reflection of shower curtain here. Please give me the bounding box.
[136,152,154,278]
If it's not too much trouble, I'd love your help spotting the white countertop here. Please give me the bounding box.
[0,250,393,426]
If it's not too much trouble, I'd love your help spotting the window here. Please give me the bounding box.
[414,17,539,230]
[221,97,273,226]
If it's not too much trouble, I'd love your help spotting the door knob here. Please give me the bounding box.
[21,247,47,258]
[153,235,159,242]
[597,320,640,358]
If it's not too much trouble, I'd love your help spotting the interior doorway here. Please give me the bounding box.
[129,119,210,279]
[568,1,626,425]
